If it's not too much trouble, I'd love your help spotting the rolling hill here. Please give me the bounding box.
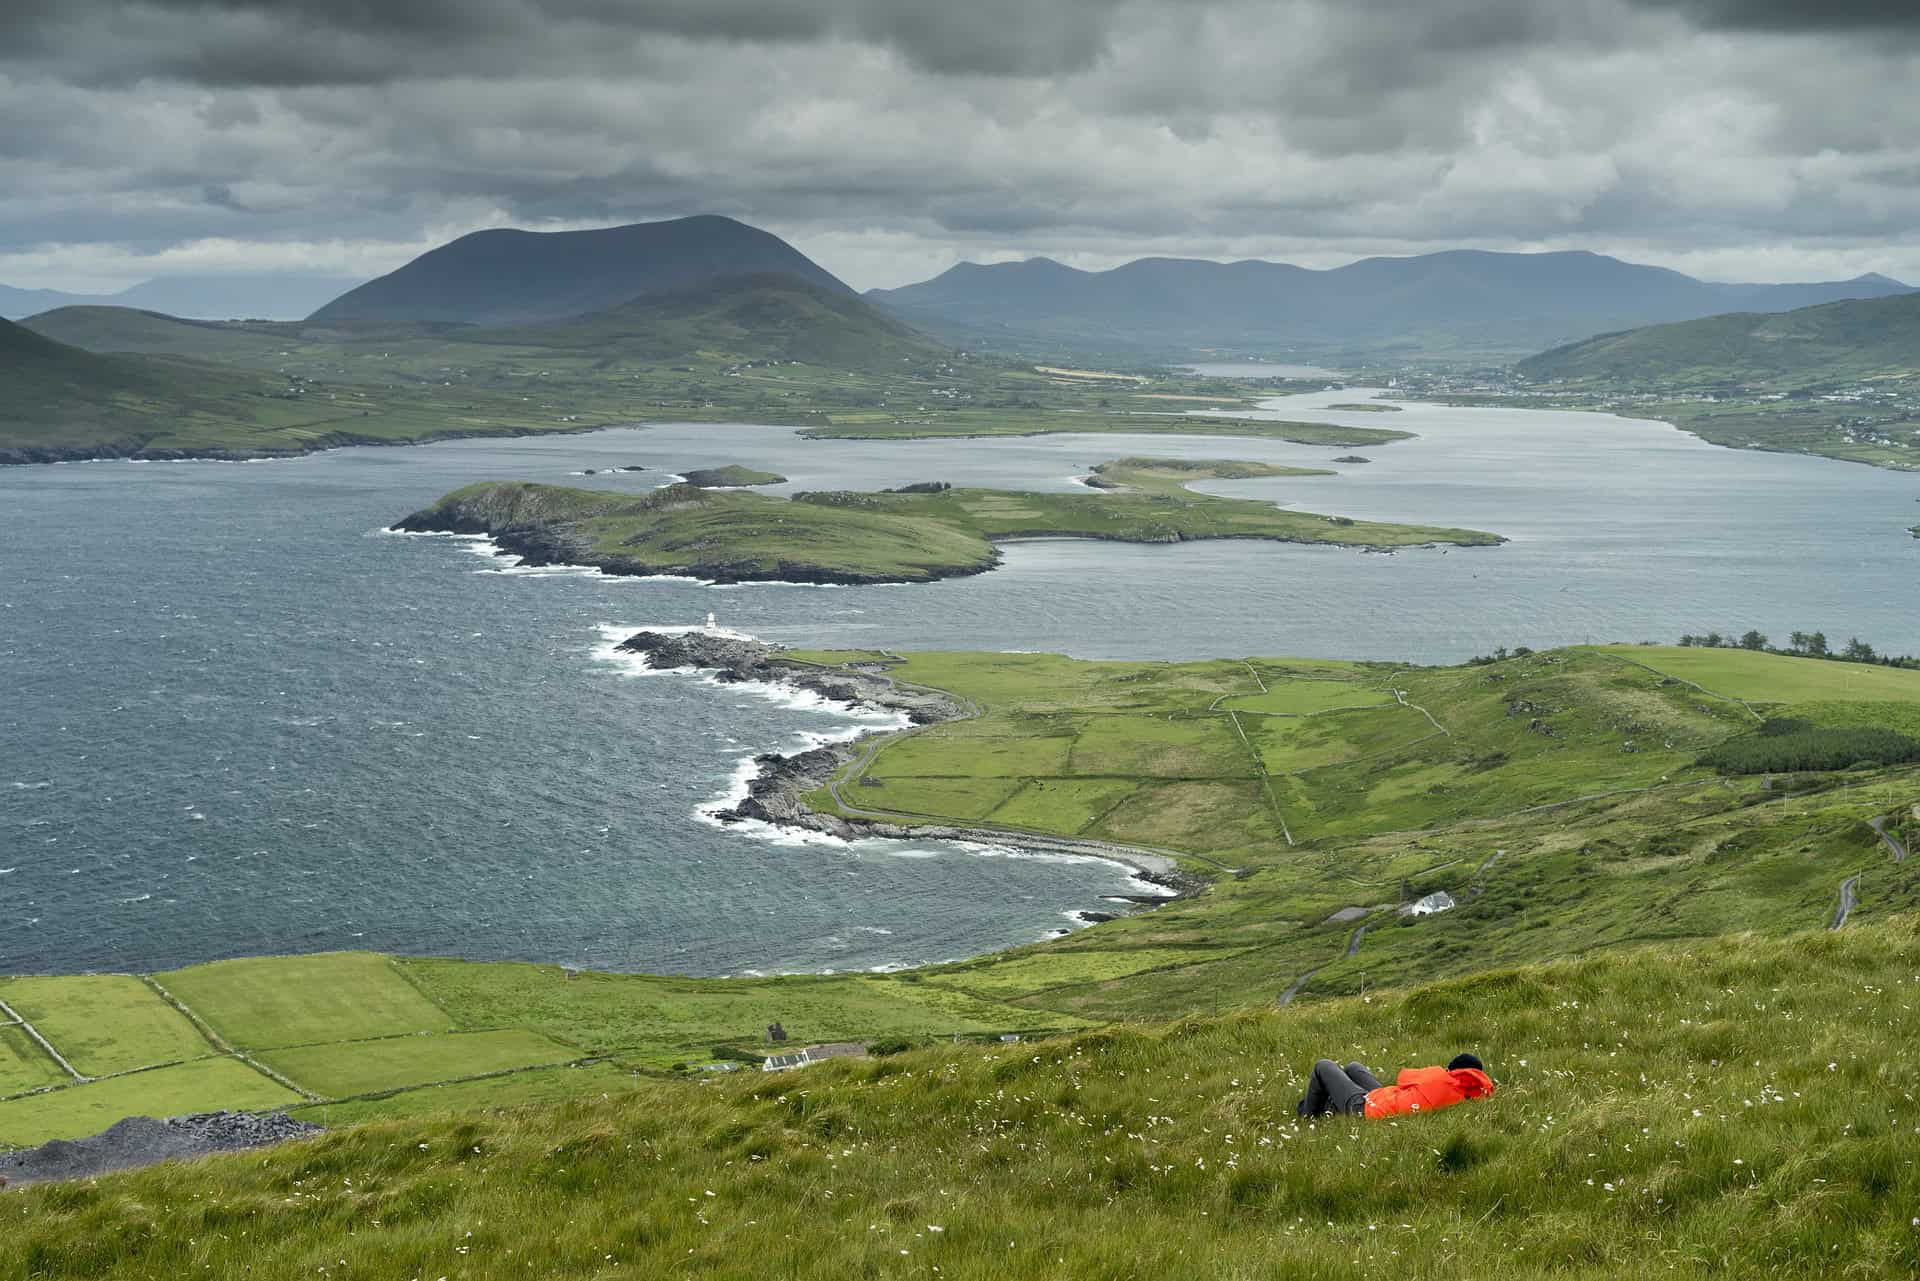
[1517,289,1920,388]
[467,272,943,367]
[308,214,851,326]
[20,305,301,361]
[869,250,1911,359]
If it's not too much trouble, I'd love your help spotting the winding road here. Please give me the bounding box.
[1828,815,1909,931]
[1831,875,1860,930]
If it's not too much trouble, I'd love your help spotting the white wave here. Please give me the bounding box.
[9,781,51,789]
[118,893,153,904]
[376,527,491,540]
[0,867,15,875]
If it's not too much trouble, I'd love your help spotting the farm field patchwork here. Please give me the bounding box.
[0,975,214,1077]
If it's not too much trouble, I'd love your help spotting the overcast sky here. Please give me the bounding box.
[4,0,1919,291]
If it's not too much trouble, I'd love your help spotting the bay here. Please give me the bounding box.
[2,389,1915,975]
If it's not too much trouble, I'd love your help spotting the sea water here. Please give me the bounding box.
[2,391,1915,973]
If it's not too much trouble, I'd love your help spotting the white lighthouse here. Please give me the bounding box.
[705,611,718,631]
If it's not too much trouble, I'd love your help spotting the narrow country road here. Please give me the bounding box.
[1868,816,1909,864]
[1279,923,1368,1006]
[1830,874,1860,930]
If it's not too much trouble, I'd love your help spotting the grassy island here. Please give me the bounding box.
[679,465,787,487]
[394,460,1501,583]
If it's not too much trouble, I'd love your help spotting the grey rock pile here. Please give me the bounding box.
[0,1111,321,1188]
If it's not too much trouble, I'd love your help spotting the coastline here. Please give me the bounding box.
[0,419,632,468]
[612,628,1205,897]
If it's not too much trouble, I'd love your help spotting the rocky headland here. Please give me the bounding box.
[615,629,1199,894]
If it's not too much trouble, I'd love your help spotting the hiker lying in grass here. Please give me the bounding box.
[1296,1053,1494,1119]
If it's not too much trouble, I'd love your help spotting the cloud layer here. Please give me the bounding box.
[2,0,1917,290]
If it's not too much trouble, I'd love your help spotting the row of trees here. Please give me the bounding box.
[1701,720,1920,775]
[1675,630,1918,669]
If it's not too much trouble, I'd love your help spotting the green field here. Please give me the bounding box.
[8,919,1920,1279]
[0,975,214,1077]
[258,1030,580,1098]
[0,1026,67,1096]
[1596,644,1920,704]
[288,1060,647,1127]
[397,460,1500,586]
[0,1058,299,1148]
[156,952,452,1048]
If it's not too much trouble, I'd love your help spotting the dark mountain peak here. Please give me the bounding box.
[308,215,848,327]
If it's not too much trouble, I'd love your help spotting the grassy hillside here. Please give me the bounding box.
[20,305,311,361]
[1519,291,1920,389]
[471,273,941,370]
[4,642,1913,1151]
[393,464,1500,584]
[6,918,1919,1278]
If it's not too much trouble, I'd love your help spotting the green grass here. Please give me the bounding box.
[5,645,1916,1153]
[1597,645,1920,704]
[257,1030,580,1099]
[0,1026,67,1096]
[0,975,214,1077]
[7,919,1920,1278]
[156,953,452,1049]
[287,1061,648,1127]
[0,1058,298,1148]
[398,462,1500,586]
[395,960,1087,1066]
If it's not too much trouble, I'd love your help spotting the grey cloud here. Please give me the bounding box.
[0,0,1134,84]
[2,1,1919,292]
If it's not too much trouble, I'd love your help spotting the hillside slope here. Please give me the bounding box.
[20,305,298,361]
[6,918,1916,1278]
[870,250,1910,358]
[472,272,942,368]
[309,214,850,326]
[1518,289,1920,387]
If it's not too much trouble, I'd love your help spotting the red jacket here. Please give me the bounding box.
[1363,1065,1495,1119]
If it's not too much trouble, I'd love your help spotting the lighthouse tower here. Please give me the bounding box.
[705,611,718,631]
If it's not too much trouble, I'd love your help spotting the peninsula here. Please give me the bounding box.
[392,458,1502,583]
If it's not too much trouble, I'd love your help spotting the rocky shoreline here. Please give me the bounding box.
[615,629,1203,895]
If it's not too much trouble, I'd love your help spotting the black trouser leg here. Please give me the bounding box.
[1299,1058,1370,1117]
[1344,1062,1382,1093]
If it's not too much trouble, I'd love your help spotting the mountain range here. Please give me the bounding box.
[868,250,1912,359]
[0,273,365,322]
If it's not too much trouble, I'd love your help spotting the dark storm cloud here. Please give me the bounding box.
[1,0,1918,290]
[0,0,1133,84]
[1639,1,1920,33]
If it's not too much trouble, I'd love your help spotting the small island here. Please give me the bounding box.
[680,465,787,487]
[393,457,1502,585]
[1326,402,1403,412]
[1332,455,1371,464]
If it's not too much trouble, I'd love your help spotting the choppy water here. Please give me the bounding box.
[3,390,1915,974]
